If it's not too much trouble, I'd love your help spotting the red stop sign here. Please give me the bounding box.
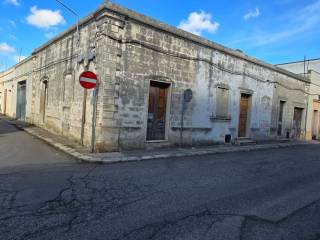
[79,71,98,89]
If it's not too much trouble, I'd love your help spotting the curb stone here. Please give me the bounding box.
[8,119,312,165]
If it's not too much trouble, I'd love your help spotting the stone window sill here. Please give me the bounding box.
[146,140,168,143]
[210,115,231,122]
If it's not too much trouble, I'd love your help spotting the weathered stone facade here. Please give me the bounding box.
[278,60,320,140]
[0,2,311,152]
[270,72,309,139]
[306,71,320,140]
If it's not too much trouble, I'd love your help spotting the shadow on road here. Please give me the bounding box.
[0,115,32,137]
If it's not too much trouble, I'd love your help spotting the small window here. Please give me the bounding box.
[216,87,229,118]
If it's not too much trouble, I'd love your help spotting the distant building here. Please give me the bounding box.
[278,58,320,75]
[0,2,311,152]
[278,59,320,140]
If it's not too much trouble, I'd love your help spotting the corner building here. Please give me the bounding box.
[0,2,309,152]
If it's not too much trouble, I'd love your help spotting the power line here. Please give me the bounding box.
[54,0,80,43]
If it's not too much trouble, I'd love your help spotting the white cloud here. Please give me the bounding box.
[26,6,65,29]
[178,11,220,36]
[14,55,26,63]
[229,0,320,48]
[8,20,16,27]
[0,42,15,53]
[244,8,260,20]
[4,0,20,6]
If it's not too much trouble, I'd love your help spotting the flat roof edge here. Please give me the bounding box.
[18,1,309,83]
[105,2,308,82]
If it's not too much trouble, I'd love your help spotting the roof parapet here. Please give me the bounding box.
[15,1,309,83]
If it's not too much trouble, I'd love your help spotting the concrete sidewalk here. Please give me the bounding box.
[1,115,314,164]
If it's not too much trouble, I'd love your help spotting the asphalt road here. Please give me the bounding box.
[1,119,320,240]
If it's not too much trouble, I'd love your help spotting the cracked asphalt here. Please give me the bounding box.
[1,119,320,240]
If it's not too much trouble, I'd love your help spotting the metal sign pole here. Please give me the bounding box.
[91,82,99,153]
[79,70,98,150]
[80,89,87,145]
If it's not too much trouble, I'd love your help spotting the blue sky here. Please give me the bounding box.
[0,0,319,71]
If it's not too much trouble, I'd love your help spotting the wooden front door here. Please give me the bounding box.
[238,94,250,137]
[3,89,7,114]
[312,110,319,139]
[147,82,169,141]
[277,101,285,136]
[293,107,303,138]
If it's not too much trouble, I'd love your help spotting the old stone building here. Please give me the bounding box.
[270,72,309,139]
[0,58,34,124]
[0,2,311,152]
[278,59,320,140]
